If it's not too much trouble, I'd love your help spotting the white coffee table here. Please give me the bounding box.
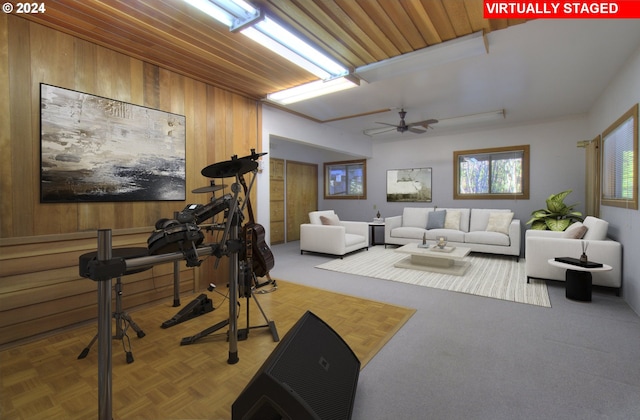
[394,243,471,275]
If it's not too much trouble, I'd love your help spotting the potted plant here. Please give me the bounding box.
[526,189,583,231]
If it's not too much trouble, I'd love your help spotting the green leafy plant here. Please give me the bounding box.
[526,189,583,231]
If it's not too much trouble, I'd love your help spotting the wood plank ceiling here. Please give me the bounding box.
[17,0,526,101]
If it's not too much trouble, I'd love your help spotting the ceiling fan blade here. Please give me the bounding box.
[408,127,427,134]
[408,119,439,127]
[375,122,399,127]
[363,126,397,136]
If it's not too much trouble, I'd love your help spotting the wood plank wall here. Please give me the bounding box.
[269,158,285,244]
[0,15,261,347]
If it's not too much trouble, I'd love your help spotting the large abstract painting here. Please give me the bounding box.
[387,168,432,202]
[40,84,186,202]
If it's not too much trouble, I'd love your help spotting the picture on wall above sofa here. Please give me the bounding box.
[40,84,186,203]
[387,167,432,202]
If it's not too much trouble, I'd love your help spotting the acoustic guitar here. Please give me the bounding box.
[239,174,275,278]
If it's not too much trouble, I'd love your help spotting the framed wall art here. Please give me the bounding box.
[387,167,432,202]
[40,83,186,202]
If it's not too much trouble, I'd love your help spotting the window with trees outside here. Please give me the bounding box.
[454,145,530,199]
[601,103,638,210]
[324,159,366,199]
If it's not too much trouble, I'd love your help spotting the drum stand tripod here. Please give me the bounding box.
[237,263,279,342]
[180,189,279,350]
[78,276,145,363]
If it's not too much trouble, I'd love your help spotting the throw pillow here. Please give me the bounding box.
[485,212,513,234]
[444,210,461,230]
[320,214,340,225]
[402,207,428,228]
[563,225,588,239]
[426,210,446,229]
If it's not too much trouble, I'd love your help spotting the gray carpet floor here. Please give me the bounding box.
[270,242,640,420]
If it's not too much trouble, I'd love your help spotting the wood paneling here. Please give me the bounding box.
[269,158,285,244]
[0,15,261,346]
[286,161,318,242]
[0,229,195,346]
[15,1,528,102]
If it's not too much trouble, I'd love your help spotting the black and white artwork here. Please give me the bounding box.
[40,84,186,202]
[387,168,432,202]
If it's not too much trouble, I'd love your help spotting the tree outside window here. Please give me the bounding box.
[454,145,529,199]
[601,104,638,209]
[324,159,367,199]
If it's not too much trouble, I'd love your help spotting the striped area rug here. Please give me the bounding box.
[316,246,551,307]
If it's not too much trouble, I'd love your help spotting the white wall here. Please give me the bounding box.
[262,106,373,157]
[258,106,372,243]
[588,45,640,315]
[365,117,588,226]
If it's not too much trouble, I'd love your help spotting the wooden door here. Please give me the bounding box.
[286,161,318,242]
[269,158,285,244]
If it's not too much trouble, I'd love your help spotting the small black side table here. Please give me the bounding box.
[368,222,385,246]
[547,259,612,302]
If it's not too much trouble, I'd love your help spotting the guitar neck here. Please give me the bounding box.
[239,174,256,225]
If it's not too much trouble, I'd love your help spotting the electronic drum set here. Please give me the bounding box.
[79,150,277,420]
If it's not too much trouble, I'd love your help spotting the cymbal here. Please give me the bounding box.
[201,158,258,178]
[192,185,227,194]
[239,150,268,160]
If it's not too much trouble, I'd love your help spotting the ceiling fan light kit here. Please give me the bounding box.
[363,109,506,137]
[363,109,438,136]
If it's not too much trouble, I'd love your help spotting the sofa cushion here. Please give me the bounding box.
[444,210,462,230]
[470,209,511,232]
[563,222,588,239]
[582,216,608,240]
[425,229,465,243]
[465,231,511,246]
[426,210,446,229]
[402,207,429,228]
[320,214,340,225]
[345,233,364,247]
[391,227,426,240]
[486,212,514,234]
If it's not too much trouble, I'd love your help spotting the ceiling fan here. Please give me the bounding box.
[364,109,438,136]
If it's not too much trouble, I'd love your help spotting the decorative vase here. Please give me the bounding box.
[437,236,447,249]
[580,240,589,263]
[422,232,427,245]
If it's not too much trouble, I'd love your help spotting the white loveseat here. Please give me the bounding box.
[300,210,369,257]
[384,207,521,259]
[525,216,622,293]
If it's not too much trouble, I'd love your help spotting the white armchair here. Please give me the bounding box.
[300,210,369,258]
[525,216,622,293]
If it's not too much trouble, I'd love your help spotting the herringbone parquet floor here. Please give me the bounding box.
[0,280,415,419]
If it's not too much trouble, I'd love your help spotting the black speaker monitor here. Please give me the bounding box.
[232,311,360,420]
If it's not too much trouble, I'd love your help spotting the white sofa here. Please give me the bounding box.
[300,210,369,258]
[525,216,622,293]
[384,207,521,259]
